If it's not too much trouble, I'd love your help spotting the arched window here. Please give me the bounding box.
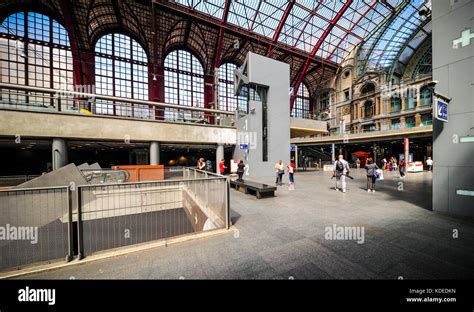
[412,48,432,79]
[391,97,401,113]
[95,33,149,118]
[218,63,247,113]
[0,12,73,107]
[292,83,310,118]
[164,50,204,121]
[360,82,375,95]
[364,100,373,119]
[404,87,417,110]
[419,86,432,107]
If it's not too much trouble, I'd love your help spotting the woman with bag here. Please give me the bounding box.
[365,158,379,193]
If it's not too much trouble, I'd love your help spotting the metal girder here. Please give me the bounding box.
[292,1,324,50]
[290,0,353,111]
[154,0,339,71]
[327,0,378,60]
[381,0,396,12]
[111,0,124,29]
[387,18,431,81]
[214,0,232,69]
[57,0,83,85]
[266,0,295,57]
[249,0,263,31]
[358,0,410,74]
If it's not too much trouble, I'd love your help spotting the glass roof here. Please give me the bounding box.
[359,0,431,71]
[173,0,406,64]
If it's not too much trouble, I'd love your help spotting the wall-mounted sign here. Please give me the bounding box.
[435,99,448,122]
[239,143,249,150]
[290,145,296,152]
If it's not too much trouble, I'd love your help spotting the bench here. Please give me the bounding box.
[230,179,276,199]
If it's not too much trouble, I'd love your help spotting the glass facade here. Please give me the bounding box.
[0,12,73,107]
[95,33,149,118]
[164,50,204,121]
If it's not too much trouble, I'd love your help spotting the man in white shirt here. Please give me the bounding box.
[334,155,350,193]
[426,157,433,171]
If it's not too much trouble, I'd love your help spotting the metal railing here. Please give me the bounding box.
[0,171,230,271]
[0,186,73,271]
[0,82,236,126]
[0,175,41,187]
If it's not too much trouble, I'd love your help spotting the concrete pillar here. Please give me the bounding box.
[404,137,409,163]
[52,138,68,170]
[150,141,160,165]
[294,145,298,169]
[216,144,224,174]
[331,143,336,162]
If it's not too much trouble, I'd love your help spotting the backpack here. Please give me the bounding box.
[335,160,344,172]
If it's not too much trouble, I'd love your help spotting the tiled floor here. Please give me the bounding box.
[19,169,474,279]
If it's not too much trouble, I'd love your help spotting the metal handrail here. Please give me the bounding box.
[0,185,69,192]
[0,82,234,115]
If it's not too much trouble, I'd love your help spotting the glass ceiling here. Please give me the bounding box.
[359,0,431,72]
[173,0,406,64]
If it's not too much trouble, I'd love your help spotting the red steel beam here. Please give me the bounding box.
[266,0,295,57]
[381,0,396,12]
[291,0,353,111]
[213,0,231,69]
[327,0,378,60]
[249,0,264,31]
[154,0,339,71]
[57,0,84,86]
[292,1,324,50]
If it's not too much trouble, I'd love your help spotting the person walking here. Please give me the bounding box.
[365,158,379,192]
[399,158,406,178]
[426,157,433,172]
[381,158,387,171]
[218,159,227,175]
[236,160,245,182]
[274,160,285,186]
[333,155,350,193]
[287,162,295,185]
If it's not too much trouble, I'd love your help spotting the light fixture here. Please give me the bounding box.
[152,74,157,81]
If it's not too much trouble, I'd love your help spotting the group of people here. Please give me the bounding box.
[335,154,434,193]
[381,157,399,172]
[197,158,213,172]
[274,160,295,186]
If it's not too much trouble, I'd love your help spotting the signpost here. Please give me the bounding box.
[435,99,448,122]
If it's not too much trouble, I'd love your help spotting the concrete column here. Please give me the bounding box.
[331,143,336,162]
[404,137,409,163]
[52,138,68,170]
[150,141,160,165]
[294,145,298,169]
[216,144,224,174]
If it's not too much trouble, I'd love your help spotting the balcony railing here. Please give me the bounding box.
[0,83,236,127]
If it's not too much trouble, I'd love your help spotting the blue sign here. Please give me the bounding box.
[239,143,249,150]
[290,145,296,152]
[436,100,448,122]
